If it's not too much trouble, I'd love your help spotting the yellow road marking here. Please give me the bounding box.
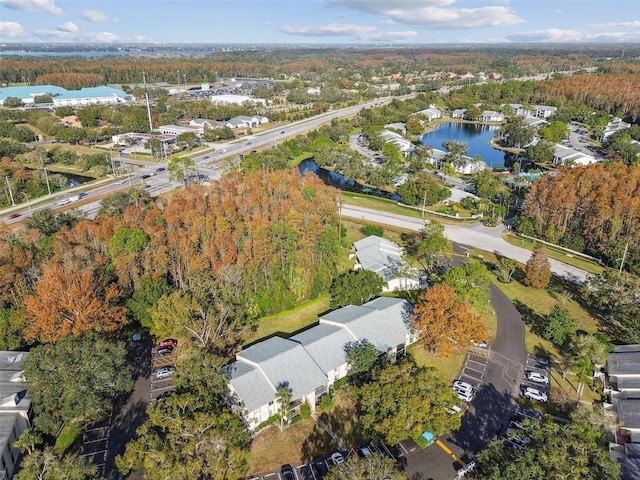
[436,440,465,466]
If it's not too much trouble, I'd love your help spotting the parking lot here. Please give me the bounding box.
[457,347,490,389]
[150,345,176,402]
[244,443,395,480]
[520,353,551,402]
[80,414,112,477]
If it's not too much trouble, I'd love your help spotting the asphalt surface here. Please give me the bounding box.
[339,204,589,284]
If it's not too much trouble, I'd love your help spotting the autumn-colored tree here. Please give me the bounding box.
[411,284,487,357]
[24,260,127,343]
[524,243,551,289]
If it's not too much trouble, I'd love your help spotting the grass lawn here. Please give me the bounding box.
[409,344,466,383]
[244,295,330,346]
[501,231,604,275]
[248,418,339,474]
[318,388,366,449]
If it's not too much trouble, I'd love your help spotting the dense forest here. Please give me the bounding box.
[517,163,640,274]
[0,169,342,350]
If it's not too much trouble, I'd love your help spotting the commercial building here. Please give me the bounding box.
[0,85,131,107]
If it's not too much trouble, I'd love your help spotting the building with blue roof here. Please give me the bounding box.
[225,297,415,430]
[0,85,133,107]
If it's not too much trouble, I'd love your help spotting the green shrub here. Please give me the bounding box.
[299,401,311,420]
[256,414,280,431]
[320,395,334,412]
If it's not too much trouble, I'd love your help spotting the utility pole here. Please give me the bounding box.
[142,71,153,132]
[21,192,31,216]
[421,189,427,218]
[5,176,15,205]
[619,240,629,275]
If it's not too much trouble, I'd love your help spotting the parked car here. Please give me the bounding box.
[330,452,345,465]
[357,445,373,457]
[280,464,294,480]
[522,386,548,402]
[526,371,549,385]
[157,338,178,349]
[156,346,174,356]
[453,380,474,392]
[457,390,475,403]
[156,366,175,379]
[446,404,463,415]
[312,459,329,478]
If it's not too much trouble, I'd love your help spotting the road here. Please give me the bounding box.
[339,204,588,284]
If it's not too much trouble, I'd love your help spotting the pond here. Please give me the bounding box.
[420,123,509,169]
[298,159,400,200]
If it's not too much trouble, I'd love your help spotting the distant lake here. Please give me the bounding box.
[420,123,508,168]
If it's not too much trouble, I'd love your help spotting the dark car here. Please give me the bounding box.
[154,167,166,174]
[8,213,21,219]
[280,464,294,480]
[312,459,329,478]
[157,338,178,349]
[140,174,151,179]
[157,346,174,356]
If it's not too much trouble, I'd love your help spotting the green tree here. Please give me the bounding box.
[116,372,249,480]
[329,269,385,308]
[3,96,23,108]
[12,429,43,456]
[176,131,199,149]
[276,385,292,440]
[98,188,152,216]
[524,243,551,289]
[325,454,407,480]
[442,140,468,169]
[23,332,133,435]
[477,407,619,480]
[24,208,85,236]
[0,308,26,350]
[497,257,518,283]
[527,139,555,165]
[168,155,197,185]
[582,271,640,342]
[442,261,491,307]
[501,116,534,148]
[15,447,99,480]
[346,340,385,385]
[358,360,461,445]
[544,305,575,346]
[402,223,452,278]
[126,276,173,328]
[397,171,450,207]
[539,120,569,143]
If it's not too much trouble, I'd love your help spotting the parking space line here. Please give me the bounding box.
[463,365,485,375]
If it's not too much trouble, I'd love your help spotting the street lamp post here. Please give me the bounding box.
[21,192,31,216]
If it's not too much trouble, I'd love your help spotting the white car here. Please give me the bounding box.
[453,380,474,393]
[526,371,549,385]
[156,366,175,379]
[523,386,548,402]
[446,405,463,415]
[458,390,475,403]
[330,452,345,465]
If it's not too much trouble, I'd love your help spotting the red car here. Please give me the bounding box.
[8,213,21,219]
[157,338,178,349]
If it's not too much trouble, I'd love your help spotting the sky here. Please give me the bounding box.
[0,0,639,45]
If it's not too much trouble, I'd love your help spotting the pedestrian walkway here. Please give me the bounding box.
[311,413,346,451]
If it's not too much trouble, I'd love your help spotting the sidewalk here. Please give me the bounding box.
[311,413,346,451]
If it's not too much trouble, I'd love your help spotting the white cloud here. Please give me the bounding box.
[0,0,62,15]
[280,23,417,41]
[506,28,640,43]
[0,21,27,39]
[34,28,122,43]
[589,20,640,29]
[58,21,78,33]
[328,0,524,29]
[81,9,118,23]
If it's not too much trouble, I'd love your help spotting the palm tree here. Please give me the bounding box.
[13,429,43,455]
[276,384,292,440]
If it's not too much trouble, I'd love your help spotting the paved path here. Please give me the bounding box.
[340,204,588,284]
